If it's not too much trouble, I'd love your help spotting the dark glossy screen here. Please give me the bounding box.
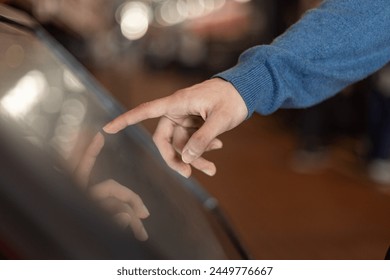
[0,6,227,259]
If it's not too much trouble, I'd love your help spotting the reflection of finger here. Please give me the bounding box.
[99,197,137,217]
[114,212,148,241]
[90,179,150,219]
[154,117,191,178]
[103,97,172,134]
[114,211,130,228]
[99,197,149,241]
[75,132,105,188]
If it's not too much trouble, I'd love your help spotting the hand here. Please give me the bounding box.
[89,178,149,241]
[75,132,150,241]
[104,78,248,178]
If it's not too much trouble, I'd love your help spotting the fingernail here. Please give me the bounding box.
[178,169,190,178]
[103,122,114,133]
[202,169,216,176]
[102,124,110,133]
[182,149,197,164]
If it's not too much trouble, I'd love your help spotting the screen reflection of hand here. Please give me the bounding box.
[75,132,149,241]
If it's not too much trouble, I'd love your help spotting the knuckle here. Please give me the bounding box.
[152,130,166,143]
[152,133,159,143]
[106,178,116,185]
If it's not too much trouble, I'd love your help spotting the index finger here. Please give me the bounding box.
[103,97,171,134]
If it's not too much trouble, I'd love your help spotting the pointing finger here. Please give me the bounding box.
[103,97,172,134]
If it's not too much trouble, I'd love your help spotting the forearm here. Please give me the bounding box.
[216,0,390,116]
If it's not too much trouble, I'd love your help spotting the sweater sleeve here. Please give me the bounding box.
[215,0,390,117]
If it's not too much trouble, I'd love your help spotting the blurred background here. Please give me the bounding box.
[3,0,390,259]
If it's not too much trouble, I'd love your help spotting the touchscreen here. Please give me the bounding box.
[0,13,226,259]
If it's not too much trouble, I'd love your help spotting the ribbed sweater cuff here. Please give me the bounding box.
[214,62,274,118]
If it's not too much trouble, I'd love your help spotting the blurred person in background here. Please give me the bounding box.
[104,0,390,187]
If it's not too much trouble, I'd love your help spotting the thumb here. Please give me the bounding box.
[181,114,225,164]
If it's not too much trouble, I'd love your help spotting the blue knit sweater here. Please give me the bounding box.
[216,0,390,117]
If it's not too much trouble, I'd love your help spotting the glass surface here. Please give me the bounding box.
[0,7,228,259]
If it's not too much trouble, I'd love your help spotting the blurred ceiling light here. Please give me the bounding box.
[60,98,86,126]
[213,0,226,9]
[53,123,79,158]
[199,0,217,13]
[176,0,189,18]
[182,0,205,19]
[157,0,226,26]
[156,0,185,26]
[1,70,48,118]
[118,1,151,40]
[63,69,85,93]
[52,98,86,158]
